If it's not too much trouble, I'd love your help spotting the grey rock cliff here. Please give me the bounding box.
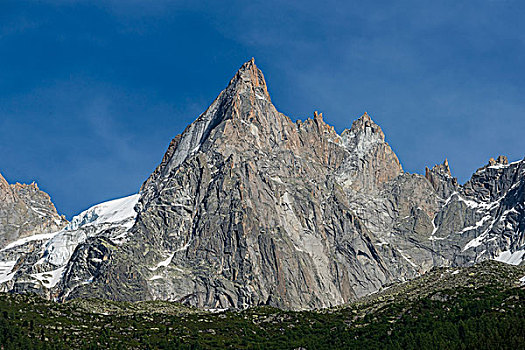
[0,173,67,249]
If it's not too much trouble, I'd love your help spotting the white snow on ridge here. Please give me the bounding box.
[488,159,523,170]
[456,195,482,209]
[488,164,508,170]
[1,231,61,252]
[0,194,141,288]
[67,194,140,231]
[442,192,504,212]
[40,194,140,266]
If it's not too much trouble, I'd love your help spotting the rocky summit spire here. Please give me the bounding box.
[0,172,9,190]
[226,58,271,102]
[0,172,14,202]
[140,58,279,199]
[427,158,452,178]
[425,159,458,198]
[0,173,68,248]
[346,112,385,142]
[134,66,397,309]
[337,112,402,191]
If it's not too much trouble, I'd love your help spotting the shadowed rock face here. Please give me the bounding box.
[0,173,67,249]
[1,59,524,310]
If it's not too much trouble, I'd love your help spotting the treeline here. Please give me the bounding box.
[0,286,523,349]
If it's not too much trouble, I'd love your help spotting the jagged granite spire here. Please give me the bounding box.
[0,172,67,248]
[227,58,271,101]
[425,159,458,198]
[347,112,385,141]
[338,112,403,191]
[0,172,15,203]
[86,63,396,309]
[140,59,278,198]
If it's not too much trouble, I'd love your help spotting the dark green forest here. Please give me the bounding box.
[1,262,524,349]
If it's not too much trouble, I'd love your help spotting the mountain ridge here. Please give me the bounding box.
[0,59,523,310]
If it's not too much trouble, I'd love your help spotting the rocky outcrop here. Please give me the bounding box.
[0,59,523,310]
[337,112,403,192]
[425,159,459,198]
[0,173,67,249]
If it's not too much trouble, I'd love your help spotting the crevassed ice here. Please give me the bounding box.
[1,231,60,252]
[66,194,140,231]
[42,194,140,266]
[0,193,140,288]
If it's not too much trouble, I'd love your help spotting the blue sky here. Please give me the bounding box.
[1,0,524,218]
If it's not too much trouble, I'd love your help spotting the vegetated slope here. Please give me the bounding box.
[0,260,523,349]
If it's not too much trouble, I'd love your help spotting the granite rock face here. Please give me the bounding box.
[0,173,67,249]
[0,60,523,310]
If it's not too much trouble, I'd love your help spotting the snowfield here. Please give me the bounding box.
[0,194,140,290]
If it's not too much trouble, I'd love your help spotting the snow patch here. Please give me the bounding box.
[456,195,481,209]
[463,234,488,251]
[488,164,508,170]
[428,236,446,241]
[1,231,60,252]
[398,249,417,268]
[430,216,439,237]
[0,261,17,284]
[270,176,285,185]
[30,266,66,289]
[494,250,525,266]
[148,275,164,281]
[500,208,518,221]
[149,242,192,271]
[67,194,139,230]
[442,192,501,212]
[155,253,175,270]
[458,215,492,234]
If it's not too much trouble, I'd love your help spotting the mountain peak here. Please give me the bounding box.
[345,112,385,142]
[0,172,8,187]
[425,158,458,197]
[227,58,270,101]
[0,172,13,202]
[488,155,508,166]
[430,158,452,177]
[140,59,276,196]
